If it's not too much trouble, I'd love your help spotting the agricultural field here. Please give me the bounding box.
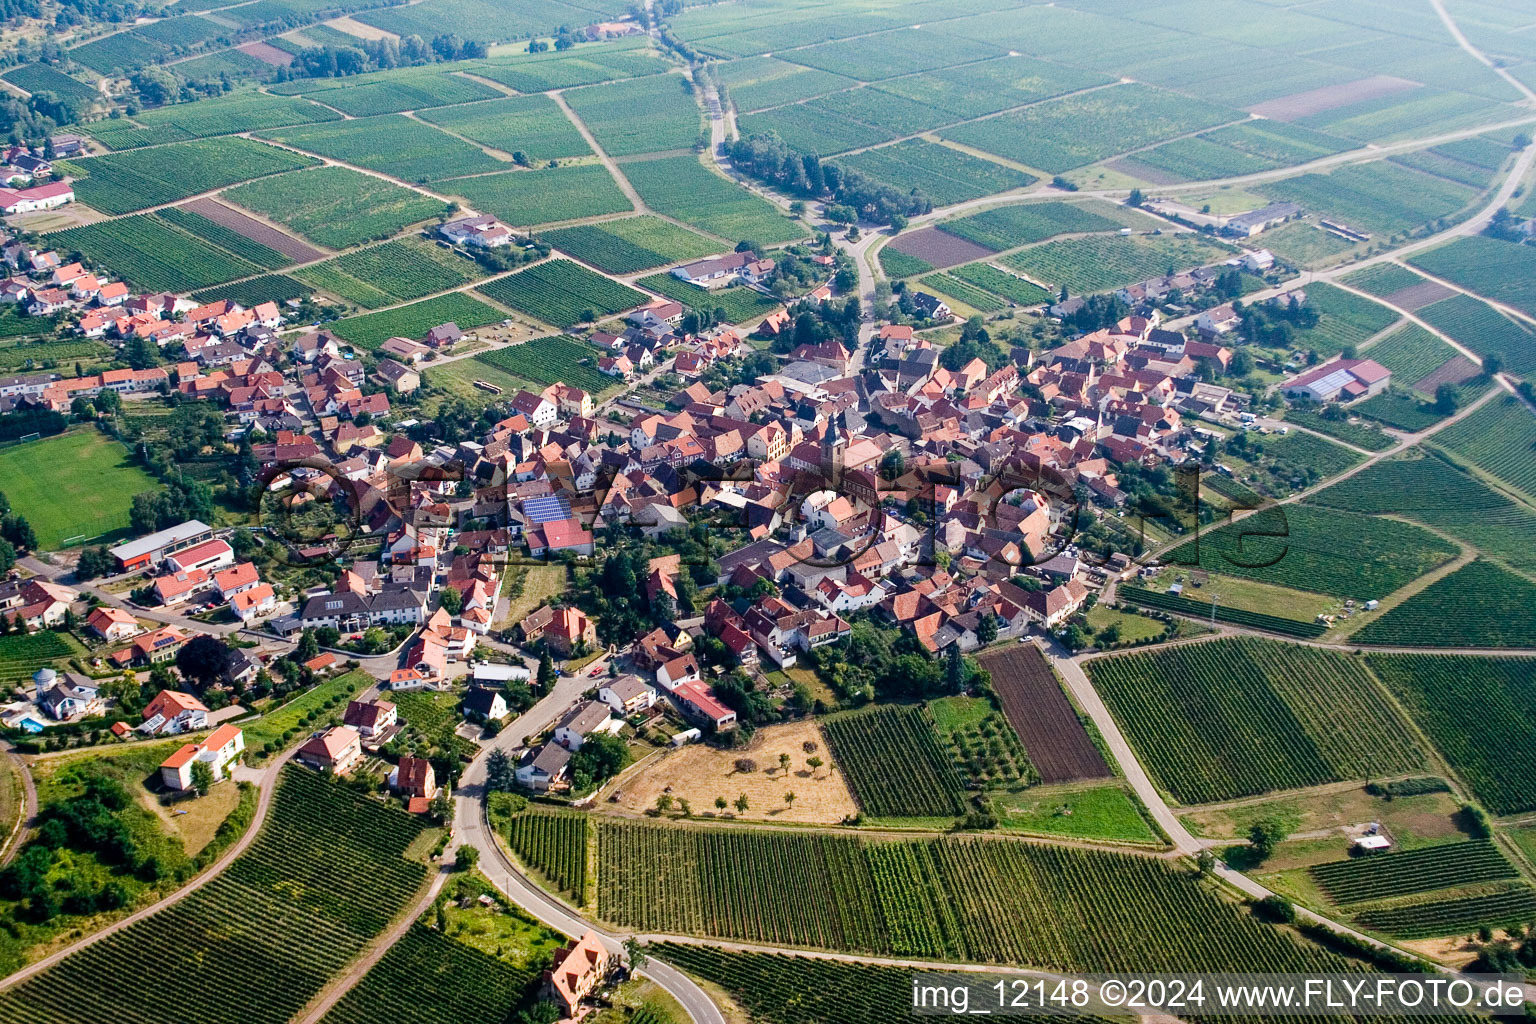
[1431,394,1536,502]
[1163,503,1454,600]
[717,56,856,113]
[0,767,430,1024]
[1226,429,1369,497]
[947,263,1050,306]
[1408,234,1536,319]
[737,102,892,157]
[942,83,1241,173]
[1,63,99,104]
[0,337,112,373]
[476,259,645,329]
[820,704,967,818]
[928,696,1038,790]
[192,274,310,307]
[1088,637,1426,805]
[621,155,804,244]
[877,246,933,280]
[0,631,86,689]
[1340,263,1429,299]
[1289,283,1401,355]
[1414,293,1536,375]
[81,91,339,150]
[416,94,590,161]
[782,25,1005,82]
[469,45,676,93]
[1391,147,1503,189]
[441,164,633,228]
[46,214,267,293]
[223,166,448,250]
[565,72,702,157]
[1118,585,1326,638]
[1353,559,1536,650]
[637,272,781,324]
[1281,409,1393,452]
[329,292,504,351]
[506,808,588,900]
[1128,120,1354,182]
[920,273,1003,314]
[473,336,614,395]
[980,645,1109,785]
[832,140,1034,205]
[1353,389,1456,432]
[67,138,317,215]
[1354,888,1536,939]
[295,239,482,310]
[1257,220,1358,270]
[1309,841,1516,905]
[874,54,1111,121]
[283,71,501,118]
[885,227,992,271]
[177,198,325,263]
[319,923,539,1024]
[1258,160,1478,239]
[157,206,294,270]
[0,429,157,549]
[597,818,1412,974]
[541,216,720,275]
[988,785,1157,844]
[257,115,504,183]
[938,201,1123,253]
[1359,322,1462,388]
[243,672,370,761]
[1003,233,1233,295]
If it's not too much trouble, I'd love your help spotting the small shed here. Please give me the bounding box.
[1353,834,1391,853]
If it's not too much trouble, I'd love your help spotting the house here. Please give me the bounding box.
[1283,358,1391,403]
[213,562,260,600]
[425,322,462,349]
[463,687,508,723]
[553,700,612,751]
[1194,304,1240,335]
[909,292,951,320]
[109,520,213,572]
[440,214,514,248]
[140,689,209,735]
[343,698,398,738]
[516,742,571,792]
[599,675,656,716]
[296,725,363,774]
[379,336,430,364]
[86,605,139,641]
[229,583,277,623]
[672,251,756,288]
[159,725,244,791]
[671,680,737,731]
[128,626,192,666]
[389,755,437,801]
[0,181,73,215]
[542,930,610,1017]
[545,607,596,655]
[1222,202,1301,238]
[36,670,102,720]
[375,358,420,394]
[655,653,700,690]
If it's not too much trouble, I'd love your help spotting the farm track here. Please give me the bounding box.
[0,745,34,868]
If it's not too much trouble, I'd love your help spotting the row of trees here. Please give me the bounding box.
[726,132,933,225]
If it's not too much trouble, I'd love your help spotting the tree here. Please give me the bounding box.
[175,635,231,691]
[455,845,479,872]
[976,614,998,646]
[537,649,556,689]
[569,732,628,790]
[778,752,791,775]
[438,586,463,615]
[75,546,114,579]
[734,792,749,814]
[485,749,516,792]
[807,756,823,778]
[1,514,36,552]
[784,791,796,809]
[1197,848,1216,876]
[1483,354,1504,377]
[624,936,649,969]
[190,760,214,796]
[1127,188,1144,208]
[1247,817,1290,862]
[715,795,727,812]
[296,629,320,662]
[1434,382,1461,415]
[1253,895,1296,924]
[944,643,966,693]
[655,793,673,814]
[734,758,758,774]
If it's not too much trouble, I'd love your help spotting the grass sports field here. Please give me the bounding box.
[0,429,157,549]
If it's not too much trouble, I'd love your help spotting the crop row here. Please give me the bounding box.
[1281,410,1393,452]
[507,808,588,899]
[921,272,1004,313]
[157,206,293,271]
[69,137,316,216]
[1118,586,1327,638]
[321,924,536,1024]
[1003,233,1231,295]
[1352,559,1536,651]
[47,214,265,293]
[478,259,645,329]
[417,94,591,162]
[821,704,967,818]
[474,336,613,394]
[259,115,503,184]
[1433,395,1536,504]
[1355,886,1536,939]
[225,166,446,251]
[622,155,803,244]
[1310,841,1516,905]
[834,139,1035,205]
[948,263,1049,306]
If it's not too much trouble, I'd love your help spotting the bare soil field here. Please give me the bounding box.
[1385,280,1456,310]
[1248,76,1418,120]
[982,644,1111,784]
[612,719,857,824]
[326,15,397,41]
[888,226,993,269]
[1106,157,1184,186]
[180,197,326,262]
[238,41,295,66]
[1415,354,1482,391]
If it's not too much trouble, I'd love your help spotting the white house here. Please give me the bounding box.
[655,653,700,691]
[553,700,613,751]
[159,724,244,791]
[515,742,571,792]
[165,538,234,575]
[599,675,657,716]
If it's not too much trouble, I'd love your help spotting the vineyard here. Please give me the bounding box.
[622,155,804,244]
[320,923,538,1024]
[1408,235,1536,320]
[1086,637,1426,804]
[179,197,324,263]
[1287,283,1401,356]
[442,164,634,228]
[638,272,782,324]
[1365,652,1536,815]
[929,696,1039,789]
[1,63,98,104]
[1354,887,1536,939]
[1118,585,1327,638]
[597,819,1410,977]
[820,704,967,817]
[1351,559,1536,649]
[542,216,719,274]
[981,645,1109,784]
[417,94,591,161]
[470,47,674,93]
[224,166,447,250]
[875,54,1109,120]
[1309,841,1516,905]
[506,807,588,900]
[296,239,481,310]
[1258,161,1477,239]
[832,139,1035,205]
[948,263,1050,306]
[920,273,1004,313]
[46,214,266,293]
[1003,233,1232,295]
[1341,263,1427,298]
[192,274,310,307]
[83,92,339,150]
[1161,503,1455,600]
[292,72,500,118]
[1415,294,1536,376]
[258,115,504,183]
[477,259,646,328]
[564,72,702,157]
[68,138,317,215]
[1360,323,1460,387]
[718,56,854,113]
[0,767,430,1024]
[1280,410,1393,452]
[329,292,502,351]
[474,336,614,394]
[157,206,294,270]
[1431,395,1536,504]
[0,631,78,687]
[939,201,1123,253]
[877,246,932,280]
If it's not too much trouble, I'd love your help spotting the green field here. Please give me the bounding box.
[1366,653,1536,815]
[1281,409,1393,452]
[638,271,781,323]
[1354,888,1536,939]
[68,138,317,215]
[473,336,614,395]
[416,94,590,161]
[719,55,856,112]
[1259,161,1477,239]
[947,263,1051,306]
[224,166,447,249]
[81,91,339,150]
[1352,559,1536,650]
[1361,322,1461,387]
[1339,263,1427,298]
[822,704,967,818]
[874,53,1110,120]
[46,214,268,293]
[192,275,311,307]
[832,140,1035,205]
[1414,293,1536,375]
[442,164,633,228]
[0,631,88,688]
[476,259,646,328]
[157,206,293,270]
[295,239,482,310]
[1430,394,1536,502]
[541,216,720,275]
[1088,637,1426,804]
[1290,283,1401,355]
[622,155,804,244]
[1309,841,1516,905]
[1408,235,1536,319]
[0,429,158,549]
[258,115,504,182]
[1002,233,1232,296]
[468,45,675,93]
[282,70,500,118]
[244,671,369,761]
[1128,120,1354,182]
[564,72,702,157]
[1,63,98,104]
[878,246,933,279]
[328,292,505,351]
[942,83,1240,173]
[988,785,1156,843]
[921,272,1005,313]
[938,201,1123,252]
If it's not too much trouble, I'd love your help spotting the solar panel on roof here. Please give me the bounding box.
[522,493,573,524]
